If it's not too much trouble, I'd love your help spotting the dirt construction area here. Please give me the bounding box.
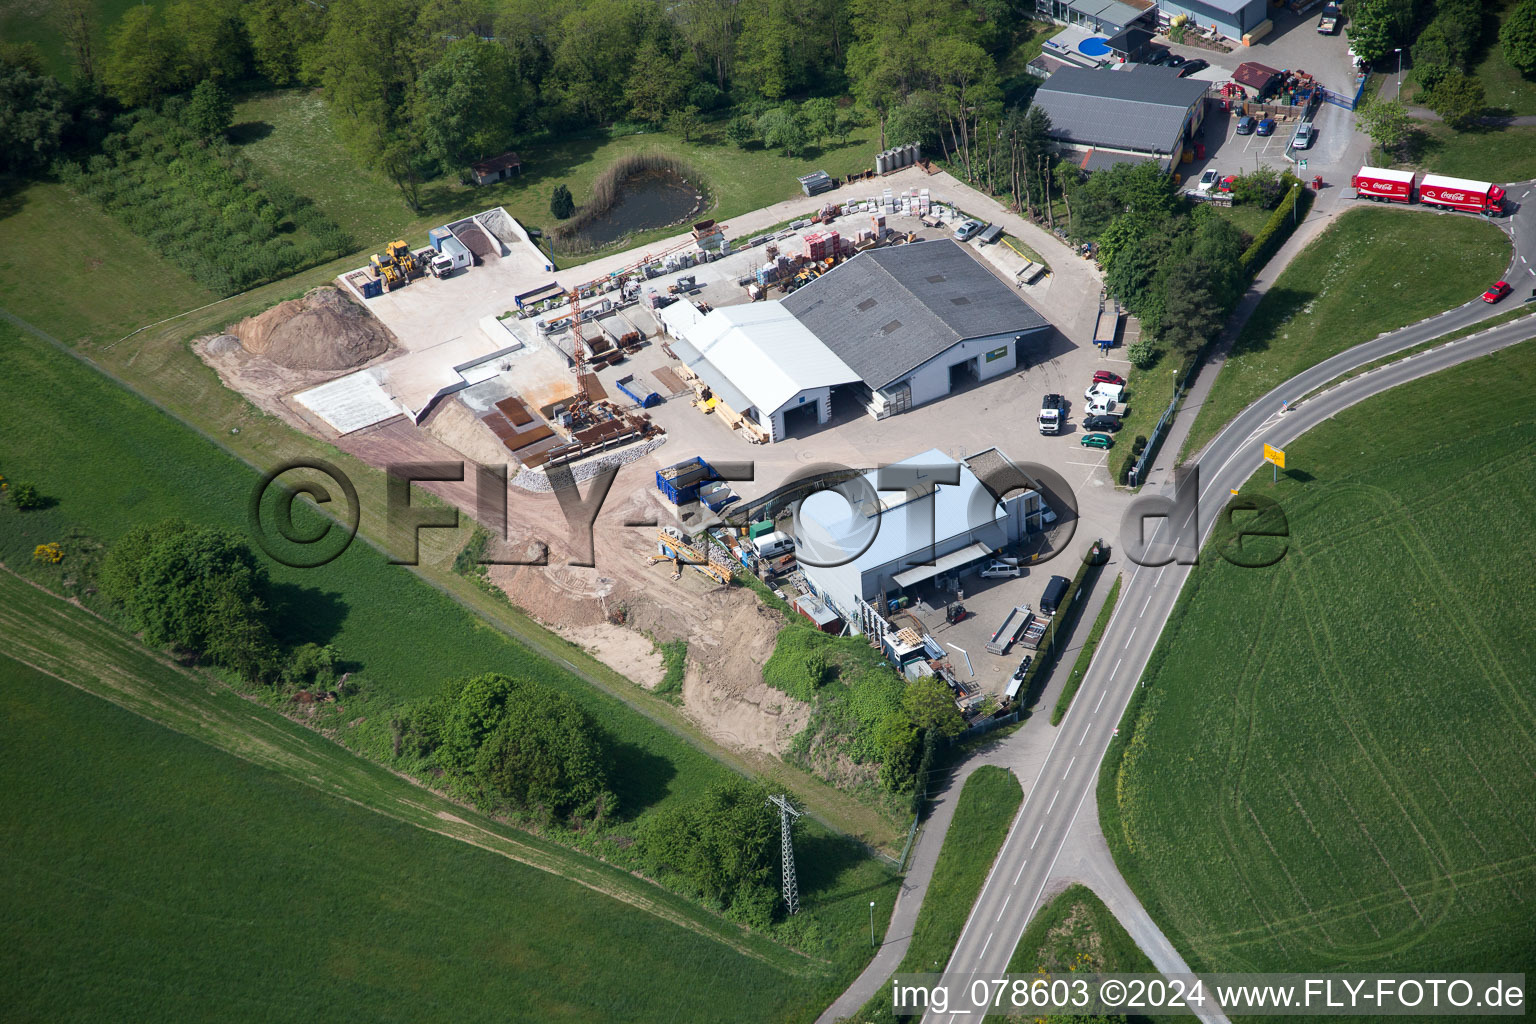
[201,164,1138,765]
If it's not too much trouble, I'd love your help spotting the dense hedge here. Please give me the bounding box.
[1240,182,1313,277]
[1010,540,1107,706]
[56,110,354,296]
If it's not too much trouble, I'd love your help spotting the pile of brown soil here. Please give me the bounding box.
[235,287,394,371]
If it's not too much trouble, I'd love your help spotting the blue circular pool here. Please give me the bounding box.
[1078,36,1112,57]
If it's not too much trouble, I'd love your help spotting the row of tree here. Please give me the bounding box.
[24,0,1039,208]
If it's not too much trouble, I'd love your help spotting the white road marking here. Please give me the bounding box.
[1078,723,1091,746]
[1030,823,1044,849]
[1065,460,1106,467]
[1156,565,1167,586]
[996,894,1011,922]
[1094,688,1108,713]
[1047,789,1059,814]
[1110,658,1122,680]
[1128,626,1138,642]
[1063,756,1076,779]
[1140,589,1154,616]
[1013,859,1029,885]
[979,931,994,960]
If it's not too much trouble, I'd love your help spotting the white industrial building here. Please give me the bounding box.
[657,301,861,442]
[796,449,1044,633]
[658,239,1051,441]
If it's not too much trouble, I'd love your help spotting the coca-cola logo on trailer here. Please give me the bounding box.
[1437,191,1469,202]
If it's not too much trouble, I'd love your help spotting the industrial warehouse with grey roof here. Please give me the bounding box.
[1030,65,1210,170]
[656,239,1052,440]
[783,239,1049,391]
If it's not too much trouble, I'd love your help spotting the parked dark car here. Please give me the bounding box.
[1178,58,1210,77]
[1144,49,1170,66]
[1083,414,1122,432]
[1165,53,1187,68]
[1236,115,1256,135]
[1256,117,1277,137]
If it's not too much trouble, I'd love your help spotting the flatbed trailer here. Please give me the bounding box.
[1093,303,1120,350]
[985,605,1031,655]
[1019,612,1049,650]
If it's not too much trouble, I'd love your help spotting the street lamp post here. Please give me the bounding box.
[870,901,877,946]
[1394,48,1403,101]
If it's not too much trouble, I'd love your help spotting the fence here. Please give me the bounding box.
[1127,388,1182,488]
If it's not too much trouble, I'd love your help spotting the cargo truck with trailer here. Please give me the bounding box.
[1417,174,1506,215]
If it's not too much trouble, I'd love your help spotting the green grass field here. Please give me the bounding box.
[1052,574,1121,725]
[232,88,882,263]
[0,579,829,1022]
[0,0,151,80]
[1211,201,1275,243]
[0,317,901,990]
[1100,339,1536,983]
[857,765,1024,1023]
[1182,207,1510,460]
[0,182,217,343]
[1403,122,1536,184]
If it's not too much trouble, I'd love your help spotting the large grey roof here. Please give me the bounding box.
[1057,0,1151,29]
[782,240,1050,390]
[1032,66,1208,154]
[1182,0,1262,14]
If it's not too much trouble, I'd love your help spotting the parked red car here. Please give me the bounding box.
[1092,370,1126,386]
[1482,281,1512,303]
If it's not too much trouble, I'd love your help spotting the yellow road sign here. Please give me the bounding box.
[1263,443,1286,469]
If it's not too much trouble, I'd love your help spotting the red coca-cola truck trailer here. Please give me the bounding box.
[1417,173,1506,214]
[1351,167,1506,214]
[1352,166,1416,203]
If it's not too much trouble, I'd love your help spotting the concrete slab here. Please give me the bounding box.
[294,370,404,434]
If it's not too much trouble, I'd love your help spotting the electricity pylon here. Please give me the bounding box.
[768,794,802,915]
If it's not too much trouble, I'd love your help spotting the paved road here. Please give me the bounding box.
[821,178,1536,1023]
[925,191,1536,1020]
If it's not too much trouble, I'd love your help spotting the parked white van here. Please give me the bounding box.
[753,531,796,559]
[980,560,1021,579]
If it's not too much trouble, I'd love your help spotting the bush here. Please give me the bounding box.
[639,777,779,921]
[1127,340,1157,369]
[10,481,45,510]
[99,518,277,680]
[549,183,575,219]
[686,81,725,111]
[1240,182,1311,277]
[762,626,831,700]
[399,672,616,825]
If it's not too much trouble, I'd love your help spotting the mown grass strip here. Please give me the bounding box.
[1051,574,1122,726]
[856,765,1024,1022]
[1181,207,1511,461]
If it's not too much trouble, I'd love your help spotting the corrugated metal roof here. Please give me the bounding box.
[1032,66,1207,154]
[782,240,1049,390]
[672,302,861,415]
[1181,0,1261,14]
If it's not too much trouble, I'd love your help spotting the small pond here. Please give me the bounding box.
[570,168,704,247]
